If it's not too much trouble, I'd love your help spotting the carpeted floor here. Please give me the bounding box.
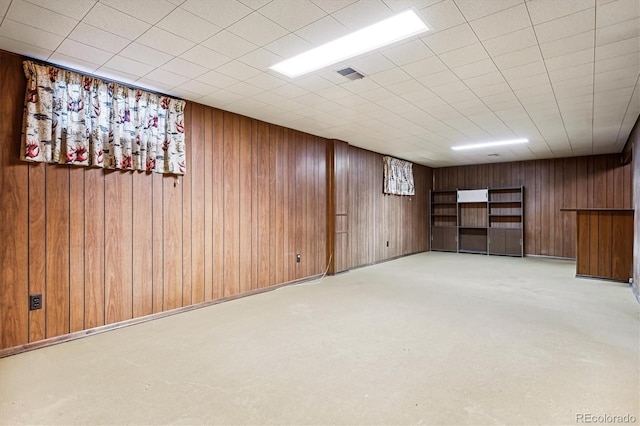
[1,252,638,425]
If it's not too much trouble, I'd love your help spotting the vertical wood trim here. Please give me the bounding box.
[211,109,224,300]
[190,104,205,303]
[69,167,85,332]
[132,172,153,318]
[239,116,252,294]
[84,168,105,328]
[28,164,46,342]
[45,165,70,337]
[151,173,164,313]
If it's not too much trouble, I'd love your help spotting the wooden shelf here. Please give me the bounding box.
[431,187,523,257]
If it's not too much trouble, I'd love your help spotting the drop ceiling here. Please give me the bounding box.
[0,0,638,167]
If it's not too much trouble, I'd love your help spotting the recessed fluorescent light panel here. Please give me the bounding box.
[270,10,429,78]
[451,139,529,151]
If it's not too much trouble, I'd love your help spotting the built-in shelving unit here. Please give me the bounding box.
[429,190,457,252]
[429,186,524,257]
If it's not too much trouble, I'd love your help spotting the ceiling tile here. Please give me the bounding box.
[137,27,195,56]
[369,68,412,86]
[331,0,393,30]
[237,48,283,71]
[472,81,512,97]
[348,52,396,74]
[228,11,288,45]
[422,23,479,54]
[595,36,640,61]
[161,57,208,79]
[481,27,537,57]
[196,70,241,89]
[103,55,155,77]
[48,51,100,73]
[225,81,265,97]
[94,66,139,84]
[420,0,465,32]
[382,39,433,66]
[595,51,639,73]
[548,62,593,82]
[68,23,130,54]
[440,43,489,68]
[258,0,327,32]
[455,0,523,21]
[526,0,594,24]
[264,32,312,57]
[119,42,174,67]
[246,73,287,90]
[385,79,427,95]
[417,69,460,87]
[310,0,357,14]
[533,8,594,44]
[239,0,272,9]
[469,4,531,41]
[23,0,96,20]
[544,48,593,71]
[179,79,218,96]
[144,68,190,88]
[401,55,447,78]
[216,60,262,80]
[270,83,309,98]
[295,15,349,45]
[83,2,151,40]
[180,45,231,69]
[294,74,334,91]
[0,0,9,17]
[0,35,52,59]
[157,7,221,43]
[55,38,113,65]
[452,58,498,79]
[596,0,640,27]
[0,18,62,50]
[99,0,176,24]
[7,0,77,36]
[136,77,177,93]
[464,71,505,89]
[493,45,543,70]
[596,17,640,46]
[203,30,258,58]
[181,0,252,28]
[539,31,594,59]
[501,60,547,79]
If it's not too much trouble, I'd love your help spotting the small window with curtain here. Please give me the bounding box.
[383,156,414,196]
[21,60,186,175]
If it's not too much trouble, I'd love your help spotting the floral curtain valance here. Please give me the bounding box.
[383,156,415,196]
[21,61,186,175]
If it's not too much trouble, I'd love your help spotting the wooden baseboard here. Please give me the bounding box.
[0,274,322,359]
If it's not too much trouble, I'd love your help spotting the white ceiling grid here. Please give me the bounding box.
[0,0,638,166]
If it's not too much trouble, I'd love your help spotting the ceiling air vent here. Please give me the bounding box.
[337,67,365,81]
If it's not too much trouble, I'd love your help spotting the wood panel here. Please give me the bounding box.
[347,146,431,269]
[433,154,632,259]
[0,51,29,348]
[45,165,70,337]
[632,116,640,296]
[0,50,339,353]
[104,171,132,325]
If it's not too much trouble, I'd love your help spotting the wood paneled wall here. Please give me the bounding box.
[348,146,432,268]
[0,51,328,350]
[630,117,639,297]
[433,155,633,259]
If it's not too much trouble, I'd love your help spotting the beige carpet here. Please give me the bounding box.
[1,252,638,425]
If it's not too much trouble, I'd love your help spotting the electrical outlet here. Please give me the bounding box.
[29,294,42,311]
[296,253,301,263]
